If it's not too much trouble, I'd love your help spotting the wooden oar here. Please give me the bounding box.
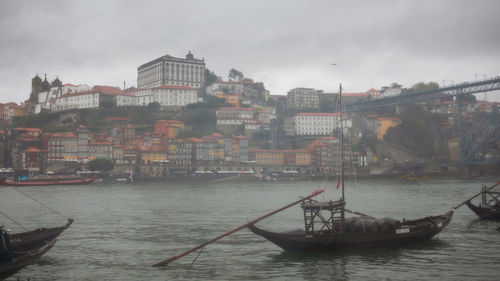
[453,182,500,210]
[153,189,325,266]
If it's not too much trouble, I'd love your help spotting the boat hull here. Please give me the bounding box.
[249,211,453,252]
[0,239,56,279]
[465,201,500,220]
[0,177,96,186]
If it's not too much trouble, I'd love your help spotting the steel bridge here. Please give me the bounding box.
[344,77,500,113]
[344,77,500,165]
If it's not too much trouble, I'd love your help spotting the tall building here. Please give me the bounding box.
[137,51,205,89]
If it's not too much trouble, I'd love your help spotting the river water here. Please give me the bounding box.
[1,178,499,280]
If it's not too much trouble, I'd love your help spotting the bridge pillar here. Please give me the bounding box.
[455,91,463,137]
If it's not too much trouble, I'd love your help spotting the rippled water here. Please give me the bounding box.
[1,179,499,280]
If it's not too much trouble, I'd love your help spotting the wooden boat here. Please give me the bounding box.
[465,185,500,220]
[9,219,73,252]
[249,83,454,252]
[0,238,56,280]
[0,176,96,186]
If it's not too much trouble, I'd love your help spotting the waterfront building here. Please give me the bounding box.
[47,133,78,163]
[167,139,192,168]
[77,125,94,162]
[294,113,351,136]
[137,51,205,89]
[286,88,320,110]
[7,128,45,173]
[140,145,168,165]
[92,133,113,160]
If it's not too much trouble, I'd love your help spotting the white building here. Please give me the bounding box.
[137,51,205,89]
[294,113,351,136]
[35,83,91,113]
[206,80,259,98]
[120,85,198,107]
[51,86,125,112]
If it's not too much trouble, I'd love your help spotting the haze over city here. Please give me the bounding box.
[1,0,499,103]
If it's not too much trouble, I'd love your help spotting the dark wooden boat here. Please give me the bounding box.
[0,177,96,186]
[9,219,73,252]
[249,83,454,252]
[0,238,56,280]
[249,210,453,251]
[465,185,500,220]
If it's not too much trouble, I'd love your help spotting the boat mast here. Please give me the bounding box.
[339,83,345,231]
[339,83,345,202]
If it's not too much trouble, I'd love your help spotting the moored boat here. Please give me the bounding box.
[0,176,96,186]
[249,83,455,252]
[465,184,500,220]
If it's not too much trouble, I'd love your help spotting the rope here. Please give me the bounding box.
[9,187,69,220]
[0,209,29,231]
[187,246,205,269]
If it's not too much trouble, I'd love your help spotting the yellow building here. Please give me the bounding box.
[140,145,168,164]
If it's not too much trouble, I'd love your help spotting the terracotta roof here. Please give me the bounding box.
[61,85,125,98]
[140,145,167,152]
[13,128,41,132]
[23,147,47,153]
[296,113,343,117]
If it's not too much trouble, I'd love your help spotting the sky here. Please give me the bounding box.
[1,0,499,103]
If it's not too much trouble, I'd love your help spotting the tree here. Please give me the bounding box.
[411,81,439,92]
[87,158,114,173]
[147,102,160,111]
[228,68,244,81]
[204,68,218,86]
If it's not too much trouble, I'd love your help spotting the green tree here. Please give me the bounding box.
[147,102,160,111]
[228,68,244,81]
[411,81,439,92]
[87,158,114,173]
[204,68,218,86]
[460,93,477,104]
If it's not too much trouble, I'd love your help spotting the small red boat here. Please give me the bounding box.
[0,176,96,186]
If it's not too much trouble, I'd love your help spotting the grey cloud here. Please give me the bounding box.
[1,0,499,102]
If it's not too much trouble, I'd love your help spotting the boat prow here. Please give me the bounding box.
[9,219,73,251]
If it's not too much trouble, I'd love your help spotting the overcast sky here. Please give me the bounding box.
[1,0,499,103]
